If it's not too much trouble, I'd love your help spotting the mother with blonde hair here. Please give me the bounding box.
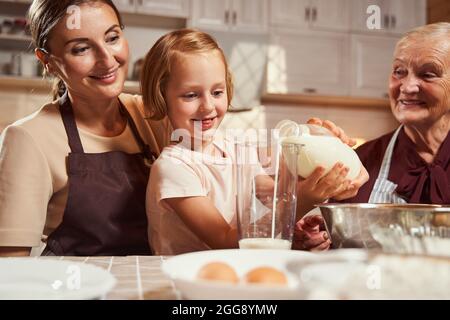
[314,22,450,204]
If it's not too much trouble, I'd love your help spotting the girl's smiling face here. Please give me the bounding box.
[389,39,450,127]
[165,50,229,146]
[43,2,129,100]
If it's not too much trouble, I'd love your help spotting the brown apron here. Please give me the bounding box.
[42,94,156,256]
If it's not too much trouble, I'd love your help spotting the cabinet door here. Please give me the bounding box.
[350,34,397,98]
[231,0,268,34]
[137,0,189,18]
[350,0,388,33]
[267,30,350,96]
[269,0,310,29]
[112,0,136,13]
[386,0,426,35]
[190,0,230,31]
[310,0,350,32]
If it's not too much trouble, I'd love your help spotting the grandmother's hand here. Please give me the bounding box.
[307,117,357,147]
[292,215,331,251]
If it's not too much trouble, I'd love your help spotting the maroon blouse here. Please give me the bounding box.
[340,127,450,204]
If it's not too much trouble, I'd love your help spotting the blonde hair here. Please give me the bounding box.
[141,29,234,120]
[396,22,450,52]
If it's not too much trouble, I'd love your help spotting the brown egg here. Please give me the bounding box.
[244,267,288,286]
[197,261,239,283]
[433,212,450,227]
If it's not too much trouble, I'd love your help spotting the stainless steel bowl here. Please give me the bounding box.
[318,203,450,256]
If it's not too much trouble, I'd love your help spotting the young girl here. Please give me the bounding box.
[142,29,367,255]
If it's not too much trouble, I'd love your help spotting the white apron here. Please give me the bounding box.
[368,126,407,204]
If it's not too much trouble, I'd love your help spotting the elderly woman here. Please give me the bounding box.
[346,22,450,204]
[297,22,450,250]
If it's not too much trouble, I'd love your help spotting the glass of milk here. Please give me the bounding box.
[234,139,302,250]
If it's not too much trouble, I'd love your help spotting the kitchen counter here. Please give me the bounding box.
[261,92,390,108]
[0,76,140,94]
[41,255,180,300]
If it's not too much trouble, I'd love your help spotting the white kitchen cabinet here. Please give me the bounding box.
[189,0,268,34]
[267,30,350,96]
[137,0,189,18]
[112,0,136,13]
[350,0,426,35]
[270,0,350,32]
[349,34,398,98]
[112,0,189,17]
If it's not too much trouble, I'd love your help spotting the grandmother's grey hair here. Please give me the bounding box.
[396,22,450,51]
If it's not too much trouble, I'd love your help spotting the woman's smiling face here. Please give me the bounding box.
[44,2,129,100]
[389,38,450,127]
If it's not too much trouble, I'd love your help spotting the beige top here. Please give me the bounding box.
[147,138,237,255]
[0,94,171,248]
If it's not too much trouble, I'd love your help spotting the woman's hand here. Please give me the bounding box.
[292,215,331,251]
[307,117,356,147]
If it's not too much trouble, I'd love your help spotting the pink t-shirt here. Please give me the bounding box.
[146,138,237,255]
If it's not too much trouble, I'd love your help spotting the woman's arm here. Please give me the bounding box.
[163,197,238,249]
[0,125,51,252]
[0,247,31,257]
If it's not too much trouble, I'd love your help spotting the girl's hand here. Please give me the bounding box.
[307,117,357,147]
[332,164,369,200]
[292,215,331,251]
[297,163,351,214]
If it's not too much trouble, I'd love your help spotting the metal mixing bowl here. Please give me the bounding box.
[318,203,450,256]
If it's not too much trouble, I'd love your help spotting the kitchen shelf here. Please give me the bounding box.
[0,76,141,94]
[261,92,391,109]
[0,34,32,42]
[0,34,33,51]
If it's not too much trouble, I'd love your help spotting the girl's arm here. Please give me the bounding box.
[296,162,350,219]
[163,197,238,250]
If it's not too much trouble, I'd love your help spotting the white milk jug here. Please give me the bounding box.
[275,120,361,180]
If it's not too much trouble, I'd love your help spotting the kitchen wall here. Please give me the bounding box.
[0,0,430,143]
[427,0,450,23]
[123,25,174,79]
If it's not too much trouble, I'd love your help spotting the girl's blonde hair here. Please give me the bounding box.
[141,29,234,120]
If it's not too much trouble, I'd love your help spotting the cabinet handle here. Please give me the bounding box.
[232,11,237,25]
[225,10,229,24]
[312,7,317,22]
[305,7,310,21]
[383,14,390,29]
[303,88,317,94]
[390,15,396,29]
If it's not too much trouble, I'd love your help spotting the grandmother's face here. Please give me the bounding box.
[389,38,450,127]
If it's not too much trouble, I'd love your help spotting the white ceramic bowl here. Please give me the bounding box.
[162,249,315,300]
[0,258,116,300]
